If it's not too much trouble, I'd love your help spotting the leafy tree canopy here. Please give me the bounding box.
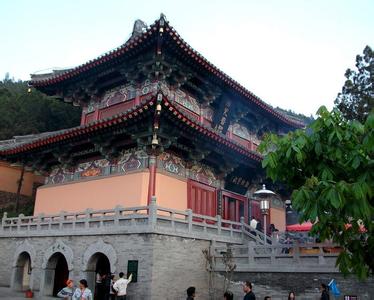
[335,45,374,123]
[259,106,374,279]
[0,76,81,140]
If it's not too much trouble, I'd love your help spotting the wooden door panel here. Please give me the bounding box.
[221,190,248,223]
[187,180,217,217]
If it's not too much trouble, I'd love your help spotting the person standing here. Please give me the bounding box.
[288,291,296,299]
[256,219,262,232]
[109,274,116,300]
[320,283,330,300]
[113,272,132,300]
[250,217,258,230]
[72,279,93,300]
[57,279,75,300]
[103,272,113,300]
[224,290,233,300]
[186,286,196,299]
[95,271,104,300]
[243,281,256,300]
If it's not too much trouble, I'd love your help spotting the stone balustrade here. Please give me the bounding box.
[0,199,248,244]
[212,241,341,273]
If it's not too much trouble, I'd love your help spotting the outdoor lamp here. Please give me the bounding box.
[254,184,275,238]
[260,198,270,214]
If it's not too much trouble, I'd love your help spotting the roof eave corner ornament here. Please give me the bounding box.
[131,19,148,38]
[159,13,167,26]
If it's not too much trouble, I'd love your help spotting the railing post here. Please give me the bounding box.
[271,246,276,264]
[85,208,93,229]
[59,211,66,230]
[248,241,255,265]
[187,209,193,233]
[37,213,44,231]
[318,245,326,265]
[148,196,157,230]
[114,205,122,228]
[17,214,24,232]
[1,212,7,231]
[240,216,244,239]
[216,215,222,235]
[293,242,300,263]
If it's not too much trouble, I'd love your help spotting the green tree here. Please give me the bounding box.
[335,45,374,123]
[0,79,81,140]
[258,107,374,279]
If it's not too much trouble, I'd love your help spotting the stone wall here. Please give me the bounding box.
[226,272,374,300]
[0,233,212,300]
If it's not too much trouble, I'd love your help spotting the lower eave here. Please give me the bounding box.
[0,93,263,163]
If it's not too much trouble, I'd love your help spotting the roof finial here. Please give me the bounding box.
[132,19,147,38]
[160,13,167,21]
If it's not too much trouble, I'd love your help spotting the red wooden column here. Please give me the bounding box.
[80,112,86,126]
[93,108,100,121]
[223,196,229,220]
[134,85,140,106]
[147,155,157,205]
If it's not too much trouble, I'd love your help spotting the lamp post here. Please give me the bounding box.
[254,184,275,238]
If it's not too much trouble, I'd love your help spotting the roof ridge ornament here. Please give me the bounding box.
[131,19,147,38]
[159,13,167,26]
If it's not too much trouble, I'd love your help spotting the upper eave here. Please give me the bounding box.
[0,93,262,164]
[29,16,304,129]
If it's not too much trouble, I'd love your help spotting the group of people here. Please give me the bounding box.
[250,217,279,236]
[57,272,132,300]
[186,281,331,300]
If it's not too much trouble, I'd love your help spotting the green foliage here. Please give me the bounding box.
[0,78,81,140]
[335,45,374,123]
[259,107,374,279]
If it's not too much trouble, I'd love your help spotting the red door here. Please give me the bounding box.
[187,180,217,217]
[221,190,248,223]
[250,199,261,221]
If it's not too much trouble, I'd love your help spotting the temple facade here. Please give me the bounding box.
[2,15,374,300]
[0,15,303,231]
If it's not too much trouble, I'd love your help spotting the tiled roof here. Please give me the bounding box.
[0,130,69,152]
[0,93,262,163]
[29,15,304,129]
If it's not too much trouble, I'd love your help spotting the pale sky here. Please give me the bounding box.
[0,0,373,116]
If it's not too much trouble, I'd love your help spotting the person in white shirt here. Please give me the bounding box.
[113,272,133,300]
[72,279,93,300]
[250,217,258,230]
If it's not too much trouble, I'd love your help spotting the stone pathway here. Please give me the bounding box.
[0,287,55,300]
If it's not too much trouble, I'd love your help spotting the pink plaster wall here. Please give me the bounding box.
[155,172,187,211]
[0,162,43,196]
[34,172,149,215]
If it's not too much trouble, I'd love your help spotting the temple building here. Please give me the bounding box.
[3,15,372,300]
[0,15,303,230]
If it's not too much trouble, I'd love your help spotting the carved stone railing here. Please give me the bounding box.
[0,198,249,244]
[240,218,272,245]
[212,241,341,273]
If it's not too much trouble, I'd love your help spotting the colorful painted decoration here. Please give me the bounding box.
[174,89,200,114]
[231,123,260,143]
[81,167,101,177]
[159,152,219,187]
[159,152,185,176]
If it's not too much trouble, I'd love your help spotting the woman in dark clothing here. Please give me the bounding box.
[320,283,330,300]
